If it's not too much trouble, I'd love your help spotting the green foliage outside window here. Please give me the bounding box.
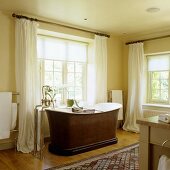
[150,71,169,103]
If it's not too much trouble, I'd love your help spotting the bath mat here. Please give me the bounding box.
[46,143,139,170]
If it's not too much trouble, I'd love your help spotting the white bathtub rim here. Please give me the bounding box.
[94,102,122,112]
[45,102,122,114]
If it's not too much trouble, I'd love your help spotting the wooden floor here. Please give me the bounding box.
[0,129,139,170]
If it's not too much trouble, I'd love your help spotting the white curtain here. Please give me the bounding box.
[123,42,144,133]
[94,35,108,103]
[15,19,38,153]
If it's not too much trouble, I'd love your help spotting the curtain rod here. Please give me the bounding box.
[12,13,110,38]
[126,34,170,45]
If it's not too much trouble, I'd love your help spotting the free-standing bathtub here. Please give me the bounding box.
[46,103,122,155]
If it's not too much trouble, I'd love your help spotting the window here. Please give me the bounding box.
[37,35,88,104]
[147,54,170,104]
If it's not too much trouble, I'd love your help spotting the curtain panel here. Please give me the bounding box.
[123,42,144,133]
[94,35,108,104]
[15,19,38,153]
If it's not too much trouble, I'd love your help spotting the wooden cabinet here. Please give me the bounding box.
[137,116,170,170]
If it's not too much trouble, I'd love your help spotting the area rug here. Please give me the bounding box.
[46,143,139,170]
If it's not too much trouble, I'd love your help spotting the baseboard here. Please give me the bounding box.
[117,120,123,128]
[0,130,17,150]
[0,139,15,150]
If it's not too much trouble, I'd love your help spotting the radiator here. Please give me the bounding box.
[143,109,170,118]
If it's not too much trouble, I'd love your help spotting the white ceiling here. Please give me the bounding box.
[0,0,170,36]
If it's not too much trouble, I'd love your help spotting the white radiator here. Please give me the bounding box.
[111,90,123,120]
[143,109,170,118]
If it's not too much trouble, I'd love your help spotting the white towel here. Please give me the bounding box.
[11,103,17,130]
[158,155,170,170]
[0,92,12,139]
[112,90,123,120]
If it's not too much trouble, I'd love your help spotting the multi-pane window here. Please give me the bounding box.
[37,35,87,103]
[147,54,170,104]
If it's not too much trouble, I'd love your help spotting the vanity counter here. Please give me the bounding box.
[137,116,170,170]
[137,116,170,130]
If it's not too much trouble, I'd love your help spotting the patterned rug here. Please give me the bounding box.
[46,143,139,170]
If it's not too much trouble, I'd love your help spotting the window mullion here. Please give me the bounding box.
[159,73,161,102]
[83,63,87,101]
[53,60,54,87]
[148,72,151,103]
[74,62,76,99]
[63,61,67,103]
[168,70,170,104]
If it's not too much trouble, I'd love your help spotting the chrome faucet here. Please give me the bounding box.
[41,85,56,107]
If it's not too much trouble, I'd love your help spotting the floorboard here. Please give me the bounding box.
[0,129,139,170]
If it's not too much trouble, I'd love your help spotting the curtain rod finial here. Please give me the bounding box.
[12,13,16,17]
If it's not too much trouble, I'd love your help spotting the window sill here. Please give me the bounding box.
[143,103,170,111]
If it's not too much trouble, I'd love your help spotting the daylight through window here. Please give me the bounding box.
[37,35,88,104]
[147,54,170,104]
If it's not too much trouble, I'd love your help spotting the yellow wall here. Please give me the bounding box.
[107,36,123,90]
[1,9,169,119]
[144,37,170,54]
[0,11,124,137]
[0,11,124,93]
[122,44,129,109]
[0,11,15,92]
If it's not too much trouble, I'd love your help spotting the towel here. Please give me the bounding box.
[0,92,12,139]
[10,103,17,130]
[158,155,170,170]
[112,90,123,120]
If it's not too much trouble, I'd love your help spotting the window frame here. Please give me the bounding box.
[147,53,170,105]
[37,35,88,104]
[147,71,169,104]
